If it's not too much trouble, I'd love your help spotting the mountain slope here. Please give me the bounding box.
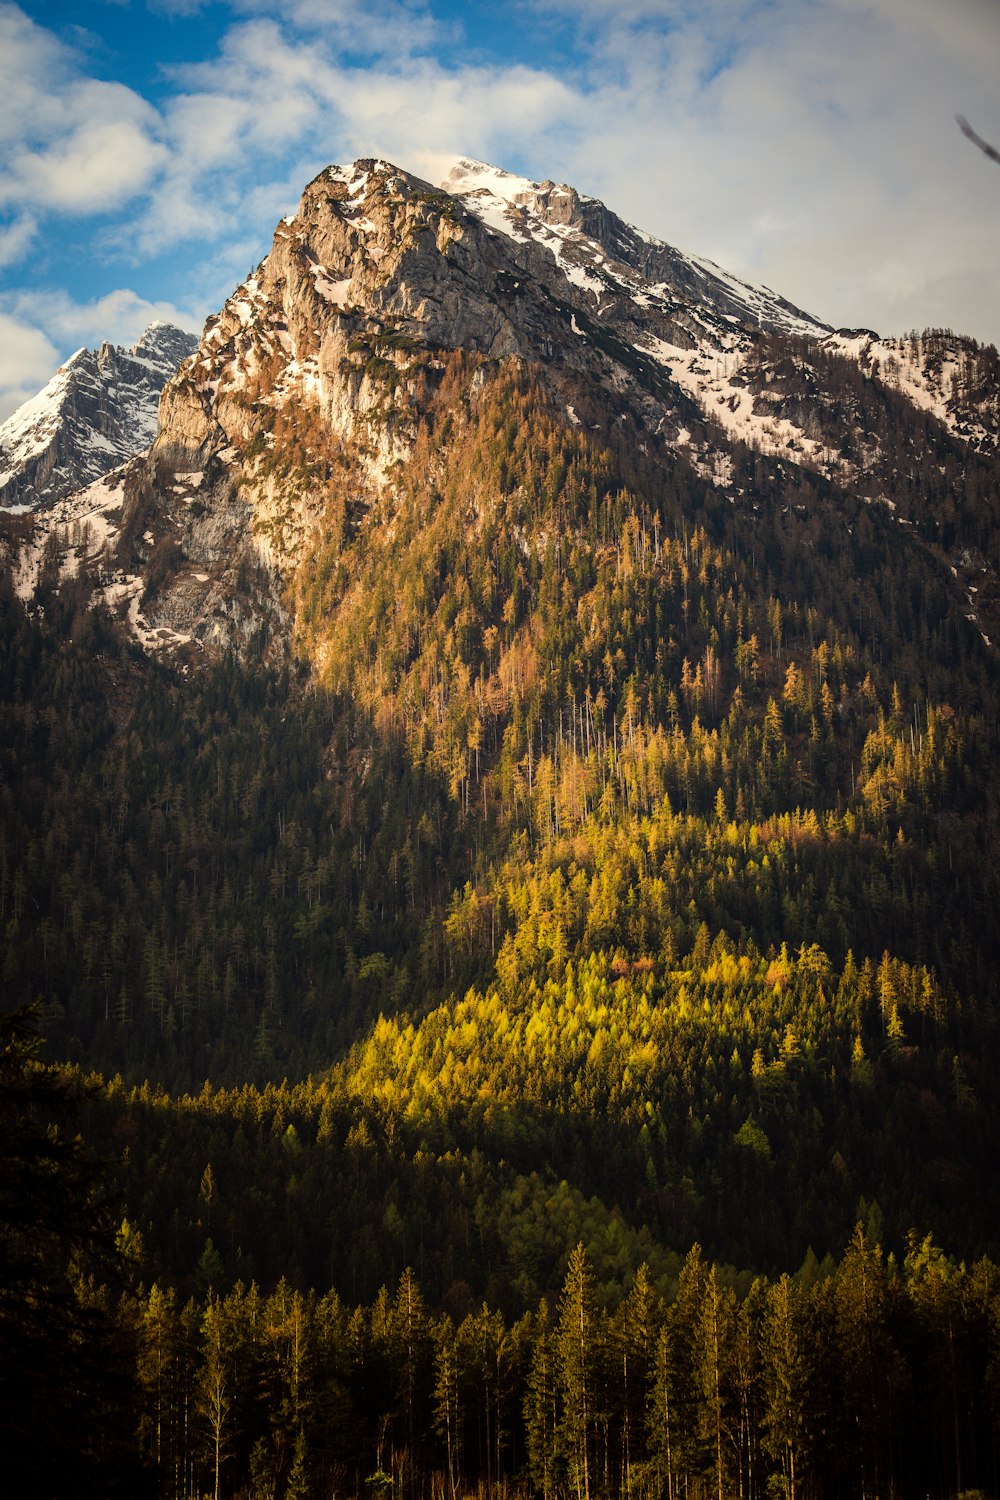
[3,151,1000,1500]
[440,156,831,339]
[0,321,197,511]
[0,153,999,1285]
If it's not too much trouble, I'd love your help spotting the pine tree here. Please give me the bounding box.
[696,1265,736,1500]
[525,1299,559,1500]
[761,1275,810,1500]
[556,1244,598,1500]
[197,1293,235,1500]
[433,1315,462,1500]
[619,1264,659,1497]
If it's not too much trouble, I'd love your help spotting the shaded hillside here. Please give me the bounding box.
[1,155,999,1326]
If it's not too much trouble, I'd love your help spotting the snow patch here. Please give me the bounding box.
[640,334,833,470]
[310,266,353,308]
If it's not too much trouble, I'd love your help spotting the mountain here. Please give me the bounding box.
[4,151,1000,1063]
[6,158,999,660]
[0,321,197,511]
[443,159,1000,448]
[4,152,1000,1498]
[440,156,831,339]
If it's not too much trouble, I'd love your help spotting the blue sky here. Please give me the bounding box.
[1,0,998,418]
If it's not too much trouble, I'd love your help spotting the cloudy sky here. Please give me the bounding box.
[1,0,998,419]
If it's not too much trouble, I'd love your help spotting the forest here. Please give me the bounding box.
[7,1002,1000,1500]
[3,339,1000,1496]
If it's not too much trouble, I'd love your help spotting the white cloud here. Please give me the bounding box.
[840,0,1000,77]
[0,4,68,145]
[329,58,580,170]
[233,0,447,57]
[0,214,36,267]
[7,288,200,350]
[0,5,166,223]
[0,314,61,422]
[171,19,330,143]
[8,116,169,214]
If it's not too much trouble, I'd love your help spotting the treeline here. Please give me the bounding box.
[102,1234,1000,1500]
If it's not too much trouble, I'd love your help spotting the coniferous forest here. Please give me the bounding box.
[4,329,1000,1499]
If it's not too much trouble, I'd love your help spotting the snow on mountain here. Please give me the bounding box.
[438,159,998,467]
[440,157,830,341]
[0,322,198,510]
[437,157,858,467]
[824,328,999,454]
[6,156,998,665]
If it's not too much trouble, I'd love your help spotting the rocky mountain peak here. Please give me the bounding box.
[153,154,615,488]
[440,157,830,340]
[0,321,197,511]
[6,154,999,669]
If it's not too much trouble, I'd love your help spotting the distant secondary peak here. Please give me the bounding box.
[0,322,197,510]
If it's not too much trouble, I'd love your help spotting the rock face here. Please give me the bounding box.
[0,322,198,510]
[6,157,999,662]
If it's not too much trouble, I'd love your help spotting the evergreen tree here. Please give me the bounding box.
[556,1244,599,1500]
[525,1300,559,1500]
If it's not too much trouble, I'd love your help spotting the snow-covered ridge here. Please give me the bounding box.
[439,156,1000,467]
[440,157,829,342]
[436,157,846,468]
[0,322,198,511]
[0,353,88,486]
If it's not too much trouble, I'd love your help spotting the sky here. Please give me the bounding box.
[0,0,998,420]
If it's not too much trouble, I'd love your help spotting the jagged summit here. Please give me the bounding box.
[440,156,831,340]
[0,321,198,510]
[127,321,198,373]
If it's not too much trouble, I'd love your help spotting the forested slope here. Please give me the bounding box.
[3,158,1000,1498]
[3,343,1000,1282]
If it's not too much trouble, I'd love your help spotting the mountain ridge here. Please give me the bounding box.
[0,320,198,512]
[5,155,999,665]
[439,155,832,340]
